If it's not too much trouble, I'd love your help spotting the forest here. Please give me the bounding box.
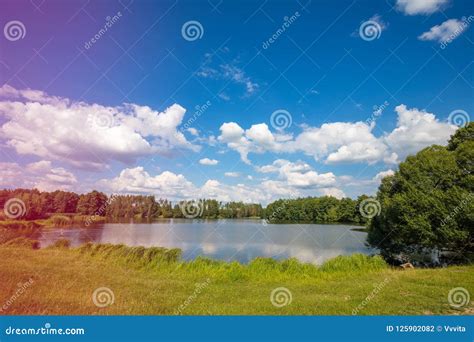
[0,190,264,220]
[0,188,368,224]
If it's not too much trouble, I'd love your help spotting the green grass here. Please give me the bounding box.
[0,242,472,315]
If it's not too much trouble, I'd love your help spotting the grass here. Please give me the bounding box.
[0,242,472,315]
[0,215,107,230]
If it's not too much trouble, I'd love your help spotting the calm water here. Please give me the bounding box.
[38,219,376,264]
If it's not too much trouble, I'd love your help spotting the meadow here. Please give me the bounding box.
[0,240,472,315]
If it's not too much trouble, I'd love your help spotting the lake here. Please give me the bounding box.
[38,219,376,264]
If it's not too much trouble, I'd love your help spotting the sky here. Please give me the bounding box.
[0,0,473,204]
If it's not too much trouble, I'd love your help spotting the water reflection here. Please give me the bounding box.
[39,219,376,264]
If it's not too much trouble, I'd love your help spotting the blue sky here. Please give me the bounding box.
[0,0,472,203]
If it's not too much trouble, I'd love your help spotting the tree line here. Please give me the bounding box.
[264,196,371,224]
[0,188,370,224]
[0,189,266,220]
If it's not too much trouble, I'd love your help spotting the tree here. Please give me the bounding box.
[368,123,474,265]
[76,191,108,215]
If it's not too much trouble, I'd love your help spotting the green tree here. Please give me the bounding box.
[76,191,108,215]
[368,123,474,264]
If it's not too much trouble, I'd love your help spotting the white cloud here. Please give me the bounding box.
[373,169,395,183]
[218,120,386,165]
[218,93,230,101]
[218,122,252,164]
[319,187,346,199]
[256,159,336,188]
[0,85,199,170]
[418,18,468,43]
[224,172,240,177]
[186,127,199,136]
[0,161,77,191]
[221,64,259,95]
[218,104,456,166]
[199,158,219,166]
[197,54,259,97]
[100,167,280,204]
[368,14,388,31]
[99,167,195,197]
[97,164,351,204]
[396,0,448,15]
[384,104,457,160]
[200,180,269,203]
[293,121,386,164]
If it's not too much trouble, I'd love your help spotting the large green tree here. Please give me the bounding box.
[368,123,474,264]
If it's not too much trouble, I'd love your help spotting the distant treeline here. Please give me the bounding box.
[0,188,369,224]
[265,196,371,224]
[0,189,264,220]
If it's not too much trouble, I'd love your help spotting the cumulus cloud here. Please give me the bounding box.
[295,122,387,164]
[96,163,350,204]
[218,120,384,164]
[0,85,199,170]
[218,104,456,166]
[384,104,457,160]
[418,18,468,43]
[98,167,195,197]
[224,172,240,177]
[0,161,77,191]
[373,169,395,183]
[200,180,269,203]
[256,159,336,188]
[319,187,346,199]
[199,158,219,166]
[396,0,448,15]
[100,167,282,204]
